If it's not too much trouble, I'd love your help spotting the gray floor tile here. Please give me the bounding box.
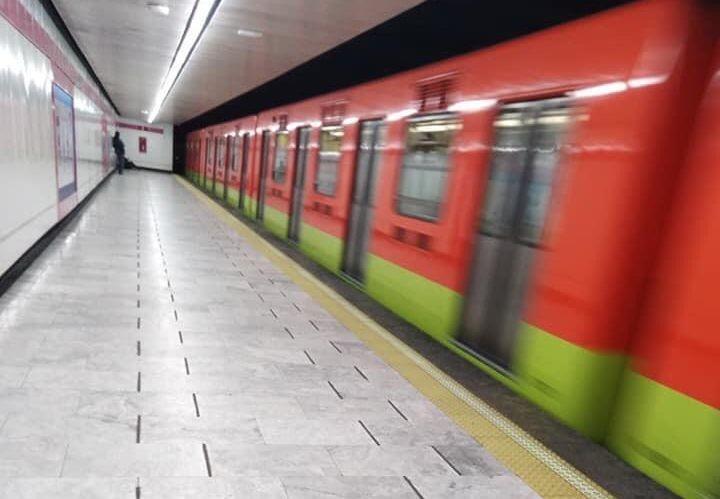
[0,171,532,497]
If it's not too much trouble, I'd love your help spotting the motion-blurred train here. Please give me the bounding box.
[184,0,720,496]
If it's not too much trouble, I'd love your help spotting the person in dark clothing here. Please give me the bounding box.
[112,131,125,175]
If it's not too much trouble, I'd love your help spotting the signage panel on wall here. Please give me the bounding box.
[52,84,77,202]
[139,136,147,153]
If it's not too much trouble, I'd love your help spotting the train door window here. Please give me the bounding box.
[517,106,571,245]
[272,131,289,183]
[457,99,571,368]
[239,132,250,210]
[256,130,271,220]
[395,114,460,221]
[315,126,343,196]
[342,120,386,283]
[230,136,238,171]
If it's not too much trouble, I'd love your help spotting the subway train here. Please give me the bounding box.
[183,0,720,496]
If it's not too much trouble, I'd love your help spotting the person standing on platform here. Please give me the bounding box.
[112,131,126,175]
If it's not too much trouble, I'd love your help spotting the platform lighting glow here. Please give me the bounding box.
[147,0,222,123]
[387,108,417,122]
[147,2,170,16]
[342,116,359,125]
[448,99,496,113]
[310,120,322,128]
[571,81,628,98]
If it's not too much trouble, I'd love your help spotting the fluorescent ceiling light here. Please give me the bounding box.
[147,2,170,16]
[141,109,149,114]
[148,0,223,123]
[237,28,263,38]
[342,116,358,126]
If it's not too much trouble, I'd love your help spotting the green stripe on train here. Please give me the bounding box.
[365,254,462,340]
[226,188,240,208]
[243,194,256,219]
[298,223,343,273]
[607,370,720,499]
[262,205,289,239]
[512,324,626,441]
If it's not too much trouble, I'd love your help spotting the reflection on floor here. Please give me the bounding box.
[0,171,537,498]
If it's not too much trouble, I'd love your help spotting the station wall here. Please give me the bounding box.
[117,119,174,172]
[0,0,117,278]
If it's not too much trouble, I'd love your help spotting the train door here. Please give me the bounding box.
[288,127,311,242]
[203,137,211,189]
[342,120,385,282]
[224,136,234,201]
[458,99,571,368]
[239,132,250,211]
[211,137,219,192]
[217,136,227,198]
[256,130,271,220]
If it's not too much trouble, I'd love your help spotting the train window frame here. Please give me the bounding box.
[272,130,290,184]
[394,112,461,223]
[314,125,344,197]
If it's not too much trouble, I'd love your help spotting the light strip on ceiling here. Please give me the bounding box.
[147,0,223,123]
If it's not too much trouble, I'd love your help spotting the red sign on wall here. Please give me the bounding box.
[139,136,147,154]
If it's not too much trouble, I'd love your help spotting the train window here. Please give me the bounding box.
[395,114,460,221]
[315,126,343,196]
[272,131,289,183]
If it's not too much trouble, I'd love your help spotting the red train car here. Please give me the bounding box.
[607,44,720,498]
[184,1,720,496]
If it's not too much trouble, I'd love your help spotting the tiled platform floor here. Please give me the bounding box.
[0,171,538,498]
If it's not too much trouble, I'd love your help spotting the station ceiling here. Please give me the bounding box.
[50,0,424,123]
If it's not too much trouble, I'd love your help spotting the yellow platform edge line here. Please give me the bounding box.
[176,175,613,499]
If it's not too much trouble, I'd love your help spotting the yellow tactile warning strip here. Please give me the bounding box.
[177,176,613,499]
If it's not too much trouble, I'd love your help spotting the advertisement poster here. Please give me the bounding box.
[52,84,77,205]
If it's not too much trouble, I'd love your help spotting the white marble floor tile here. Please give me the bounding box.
[0,171,534,498]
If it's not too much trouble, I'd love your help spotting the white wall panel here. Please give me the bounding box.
[117,119,174,172]
[74,88,108,199]
[0,16,57,276]
[0,1,117,278]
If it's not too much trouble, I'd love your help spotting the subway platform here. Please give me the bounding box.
[0,170,610,498]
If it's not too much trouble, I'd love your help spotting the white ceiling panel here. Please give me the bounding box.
[52,0,424,123]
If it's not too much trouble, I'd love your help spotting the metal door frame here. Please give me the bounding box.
[239,132,250,211]
[341,119,383,282]
[211,136,219,193]
[456,97,570,369]
[288,127,311,242]
[256,130,271,220]
[222,136,231,200]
